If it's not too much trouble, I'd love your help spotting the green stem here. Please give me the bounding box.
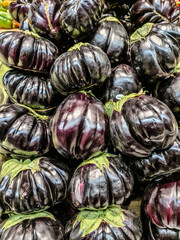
[24,30,41,39]
[68,42,90,52]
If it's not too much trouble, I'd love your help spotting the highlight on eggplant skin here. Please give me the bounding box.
[68,154,134,210]
[0,31,59,74]
[9,0,32,23]
[50,43,111,96]
[20,16,32,31]
[50,92,109,160]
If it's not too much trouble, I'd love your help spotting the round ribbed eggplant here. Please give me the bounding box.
[105,64,141,102]
[50,92,109,160]
[20,16,31,31]
[65,205,143,240]
[0,104,50,158]
[0,157,70,214]
[68,152,134,210]
[0,31,59,74]
[0,211,64,240]
[28,0,61,41]
[109,91,178,157]
[90,17,129,64]
[130,23,180,83]
[3,70,62,111]
[50,43,111,96]
[59,0,105,39]
[142,173,180,229]
[9,0,32,23]
[130,129,180,182]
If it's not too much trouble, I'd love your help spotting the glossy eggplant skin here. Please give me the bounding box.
[50,92,109,160]
[131,23,180,83]
[110,95,178,157]
[130,130,180,182]
[65,208,142,240]
[3,70,61,111]
[9,0,32,23]
[0,215,64,240]
[0,31,59,74]
[68,155,134,210]
[28,0,61,41]
[50,44,111,96]
[0,104,51,158]
[156,73,180,120]
[20,16,31,31]
[60,0,105,39]
[105,64,140,102]
[90,18,129,64]
[131,0,180,29]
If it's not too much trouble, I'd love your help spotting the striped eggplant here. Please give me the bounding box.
[9,0,32,23]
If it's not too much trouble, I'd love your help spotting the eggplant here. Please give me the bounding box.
[68,152,134,210]
[20,16,31,31]
[105,64,141,102]
[59,0,105,39]
[131,0,180,29]
[65,205,142,240]
[0,211,64,240]
[0,103,51,158]
[130,23,180,83]
[50,92,109,160]
[9,0,32,23]
[0,157,70,214]
[129,129,180,182]
[28,0,61,41]
[50,43,111,96]
[0,31,59,74]
[3,70,62,112]
[109,90,178,157]
[90,17,129,64]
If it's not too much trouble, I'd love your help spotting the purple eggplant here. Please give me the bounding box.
[65,205,142,240]
[50,92,109,160]
[50,43,111,95]
[20,16,31,31]
[9,0,32,23]
[131,0,180,29]
[130,23,180,83]
[90,17,129,65]
[109,91,178,157]
[105,64,141,102]
[68,152,134,210]
[0,31,59,74]
[28,0,61,41]
[59,0,105,39]
[0,211,64,240]
[0,104,51,158]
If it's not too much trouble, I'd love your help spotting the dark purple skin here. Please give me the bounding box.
[20,16,31,31]
[90,18,129,65]
[50,92,109,160]
[68,155,134,210]
[142,173,180,230]
[50,44,111,96]
[0,215,64,240]
[0,31,59,74]
[65,208,142,240]
[130,129,180,181]
[110,95,178,157]
[28,0,61,41]
[131,23,180,83]
[105,64,141,102]
[131,0,180,29]
[0,104,51,158]
[9,0,32,23]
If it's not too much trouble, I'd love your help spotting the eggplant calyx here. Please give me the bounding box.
[2,211,56,231]
[130,23,154,45]
[73,205,125,237]
[0,158,41,183]
[79,90,96,98]
[68,42,90,52]
[99,16,121,24]
[173,61,180,73]
[24,30,41,39]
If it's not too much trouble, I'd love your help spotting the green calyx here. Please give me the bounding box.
[0,158,41,183]
[73,205,125,237]
[24,30,41,39]
[173,61,180,73]
[79,90,96,98]
[68,42,90,52]
[100,16,121,24]
[2,211,56,231]
[130,23,154,45]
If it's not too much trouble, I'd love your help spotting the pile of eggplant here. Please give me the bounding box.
[0,0,179,239]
